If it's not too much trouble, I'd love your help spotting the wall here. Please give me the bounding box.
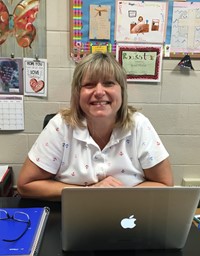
[0,0,200,187]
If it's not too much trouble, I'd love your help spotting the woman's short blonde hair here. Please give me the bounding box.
[61,52,136,129]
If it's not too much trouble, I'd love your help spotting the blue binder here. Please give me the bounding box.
[0,207,50,256]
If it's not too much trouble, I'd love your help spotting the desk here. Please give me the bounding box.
[0,197,200,256]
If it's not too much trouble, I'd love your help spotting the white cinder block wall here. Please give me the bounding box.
[1,0,200,187]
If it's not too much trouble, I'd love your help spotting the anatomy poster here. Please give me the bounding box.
[115,0,168,43]
[170,1,200,54]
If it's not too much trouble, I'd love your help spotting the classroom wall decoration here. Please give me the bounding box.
[70,0,116,62]
[115,1,168,44]
[23,58,47,97]
[0,0,46,59]
[70,0,200,61]
[116,43,163,82]
[89,4,111,40]
[169,1,200,56]
[0,58,23,94]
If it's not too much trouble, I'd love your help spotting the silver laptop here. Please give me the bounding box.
[61,187,200,251]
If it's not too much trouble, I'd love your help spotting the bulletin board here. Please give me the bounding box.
[69,0,200,61]
[69,0,116,62]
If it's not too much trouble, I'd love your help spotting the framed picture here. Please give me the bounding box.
[116,43,163,82]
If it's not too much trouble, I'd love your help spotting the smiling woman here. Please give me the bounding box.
[79,76,122,129]
[63,52,132,129]
[17,52,173,201]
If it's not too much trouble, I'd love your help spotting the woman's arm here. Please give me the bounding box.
[17,156,173,200]
[136,158,174,187]
[17,157,80,201]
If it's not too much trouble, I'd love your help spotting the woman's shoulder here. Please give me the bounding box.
[45,112,70,130]
[130,111,155,132]
[48,112,62,124]
[132,111,148,124]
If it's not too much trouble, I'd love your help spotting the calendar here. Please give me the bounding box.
[0,95,24,131]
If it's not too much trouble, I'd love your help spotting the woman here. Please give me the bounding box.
[17,52,173,200]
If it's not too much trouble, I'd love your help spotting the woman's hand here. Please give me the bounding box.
[91,176,124,187]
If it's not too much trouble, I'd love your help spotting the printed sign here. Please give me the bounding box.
[23,58,47,97]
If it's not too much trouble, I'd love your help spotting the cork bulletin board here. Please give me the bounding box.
[69,0,200,61]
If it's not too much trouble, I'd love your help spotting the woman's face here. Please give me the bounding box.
[79,73,122,123]
[138,16,143,22]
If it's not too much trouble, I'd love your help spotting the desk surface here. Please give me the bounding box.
[0,197,200,256]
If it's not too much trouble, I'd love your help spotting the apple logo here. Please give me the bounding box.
[120,215,136,229]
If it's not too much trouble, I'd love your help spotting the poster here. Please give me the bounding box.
[89,4,111,40]
[0,0,46,59]
[170,1,200,54]
[0,58,23,94]
[23,58,47,97]
[115,0,168,43]
[116,43,163,82]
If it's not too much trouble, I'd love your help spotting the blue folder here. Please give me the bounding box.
[0,207,50,256]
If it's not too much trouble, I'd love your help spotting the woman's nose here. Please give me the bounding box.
[94,82,105,96]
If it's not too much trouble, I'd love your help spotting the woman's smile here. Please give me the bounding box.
[90,100,111,106]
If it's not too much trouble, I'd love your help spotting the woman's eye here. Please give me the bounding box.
[81,81,116,89]
[82,83,95,89]
[103,81,115,87]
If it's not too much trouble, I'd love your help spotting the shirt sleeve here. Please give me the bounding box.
[28,114,65,174]
[135,113,169,169]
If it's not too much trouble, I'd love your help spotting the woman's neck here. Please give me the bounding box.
[87,119,115,150]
